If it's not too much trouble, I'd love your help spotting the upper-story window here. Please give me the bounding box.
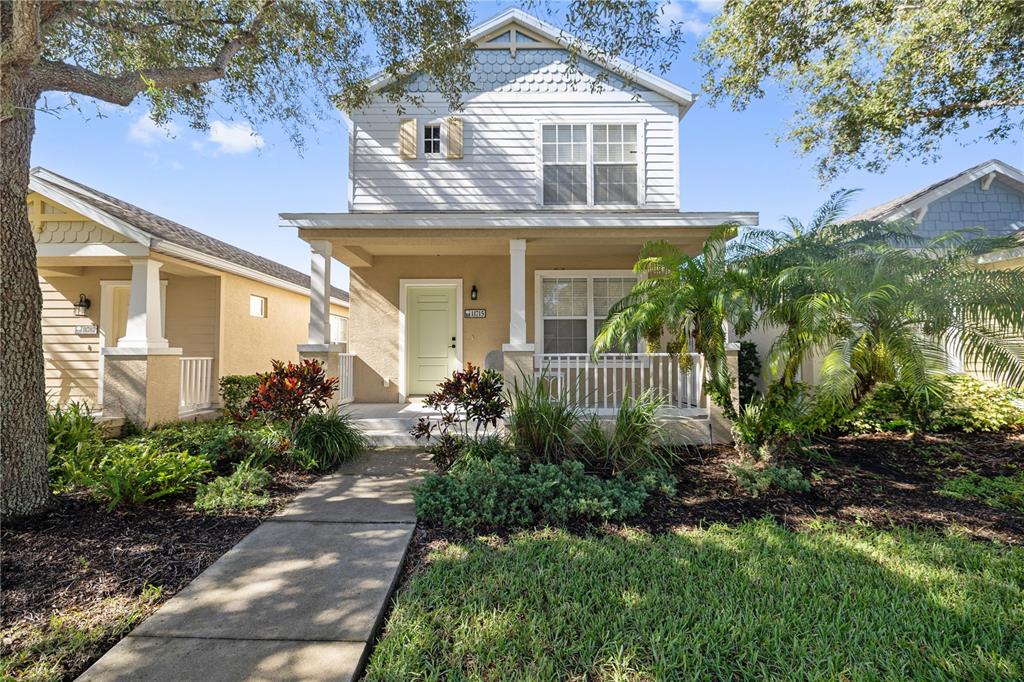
[423,124,442,156]
[541,123,640,207]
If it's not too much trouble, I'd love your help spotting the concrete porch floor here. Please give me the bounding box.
[345,400,440,448]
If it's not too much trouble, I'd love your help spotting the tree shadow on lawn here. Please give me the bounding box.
[366,519,1024,681]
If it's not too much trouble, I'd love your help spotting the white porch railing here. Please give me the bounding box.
[180,357,214,413]
[533,353,706,415]
[337,353,355,404]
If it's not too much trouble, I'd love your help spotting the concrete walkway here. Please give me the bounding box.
[79,449,430,682]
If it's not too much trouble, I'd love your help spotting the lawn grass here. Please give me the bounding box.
[366,519,1024,680]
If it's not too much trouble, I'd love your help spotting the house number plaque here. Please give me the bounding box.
[464,309,486,318]
[74,324,98,335]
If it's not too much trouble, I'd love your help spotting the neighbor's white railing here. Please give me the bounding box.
[337,353,355,404]
[533,353,706,414]
[179,356,214,413]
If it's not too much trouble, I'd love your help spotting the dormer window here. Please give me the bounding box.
[423,124,441,156]
[540,122,642,207]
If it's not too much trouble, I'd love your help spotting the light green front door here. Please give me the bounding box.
[406,285,458,395]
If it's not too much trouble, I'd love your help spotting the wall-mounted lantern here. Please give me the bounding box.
[470,285,478,301]
[73,293,91,317]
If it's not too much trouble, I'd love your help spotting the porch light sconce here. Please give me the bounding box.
[73,294,91,318]
[470,285,478,301]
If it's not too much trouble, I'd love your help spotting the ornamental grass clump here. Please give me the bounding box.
[293,409,367,471]
[506,377,581,465]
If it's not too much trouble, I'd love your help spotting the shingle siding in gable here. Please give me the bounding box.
[917,177,1024,240]
[405,50,636,95]
[351,48,679,212]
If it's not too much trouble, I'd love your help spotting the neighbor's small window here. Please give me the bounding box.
[423,124,441,155]
[249,295,267,318]
[329,314,348,344]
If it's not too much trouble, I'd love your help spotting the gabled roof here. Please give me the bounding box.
[845,159,1024,223]
[363,8,696,116]
[30,168,349,303]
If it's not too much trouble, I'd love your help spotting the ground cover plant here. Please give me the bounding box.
[368,519,1024,680]
[940,471,1024,514]
[7,357,369,680]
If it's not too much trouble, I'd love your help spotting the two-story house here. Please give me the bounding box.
[282,9,757,434]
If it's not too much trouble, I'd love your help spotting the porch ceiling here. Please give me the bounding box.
[298,228,712,265]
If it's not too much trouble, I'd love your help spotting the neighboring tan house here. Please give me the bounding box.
[30,168,349,426]
[281,9,757,442]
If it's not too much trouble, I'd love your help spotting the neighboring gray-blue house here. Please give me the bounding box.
[846,158,1024,241]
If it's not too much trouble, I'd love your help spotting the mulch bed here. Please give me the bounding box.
[401,430,1024,581]
[1,469,319,646]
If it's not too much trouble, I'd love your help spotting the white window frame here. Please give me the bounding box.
[249,294,267,318]
[420,120,444,159]
[536,120,646,208]
[329,313,348,344]
[533,270,641,355]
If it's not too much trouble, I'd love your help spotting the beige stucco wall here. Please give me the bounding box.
[349,252,641,403]
[217,269,349,377]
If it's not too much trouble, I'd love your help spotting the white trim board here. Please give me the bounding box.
[398,278,464,402]
[282,211,759,230]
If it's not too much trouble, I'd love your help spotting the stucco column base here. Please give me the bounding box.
[298,344,347,407]
[102,349,183,428]
[501,344,536,391]
[709,343,742,444]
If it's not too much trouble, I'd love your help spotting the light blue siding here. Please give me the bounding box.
[917,177,1024,240]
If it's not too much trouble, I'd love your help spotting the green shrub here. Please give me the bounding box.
[842,375,1024,434]
[738,340,761,407]
[81,442,212,509]
[195,460,273,513]
[247,359,338,427]
[292,409,367,471]
[141,420,289,469]
[578,390,677,475]
[727,462,810,497]
[219,374,261,418]
[47,401,105,490]
[938,471,1024,513]
[506,378,581,464]
[414,455,654,531]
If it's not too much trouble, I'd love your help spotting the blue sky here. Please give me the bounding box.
[31,1,1021,292]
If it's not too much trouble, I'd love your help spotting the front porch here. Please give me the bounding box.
[287,214,748,443]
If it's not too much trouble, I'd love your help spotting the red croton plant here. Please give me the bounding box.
[246,359,338,430]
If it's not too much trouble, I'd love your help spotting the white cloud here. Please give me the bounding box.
[128,112,181,144]
[206,120,264,155]
[658,1,713,35]
[692,0,725,12]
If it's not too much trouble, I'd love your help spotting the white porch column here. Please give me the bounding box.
[506,238,529,349]
[306,240,332,345]
[117,258,168,350]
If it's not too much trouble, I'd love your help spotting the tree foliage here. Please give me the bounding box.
[699,0,1024,179]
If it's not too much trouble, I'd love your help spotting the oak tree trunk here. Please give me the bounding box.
[1,70,51,518]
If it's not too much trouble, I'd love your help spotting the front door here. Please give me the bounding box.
[406,285,458,395]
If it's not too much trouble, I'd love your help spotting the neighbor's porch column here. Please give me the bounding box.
[118,257,168,350]
[508,239,528,348]
[306,240,332,345]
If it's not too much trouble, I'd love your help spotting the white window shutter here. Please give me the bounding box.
[399,118,417,160]
[446,117,463,159]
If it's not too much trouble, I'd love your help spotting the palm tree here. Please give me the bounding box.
[740,191,1024,414]
[594,226,752,418]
